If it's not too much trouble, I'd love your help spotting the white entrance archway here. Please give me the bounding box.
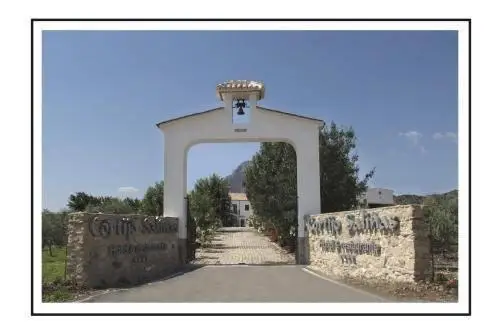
[156,80,323,264]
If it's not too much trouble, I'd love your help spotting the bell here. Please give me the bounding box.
[235,99,246,115]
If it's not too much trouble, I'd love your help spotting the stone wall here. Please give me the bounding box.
[306,205,431,284]
[66,213,180,288]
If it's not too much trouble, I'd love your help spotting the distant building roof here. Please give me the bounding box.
[229,193,248,201]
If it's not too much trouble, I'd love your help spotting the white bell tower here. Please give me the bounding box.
[216,80,265,129]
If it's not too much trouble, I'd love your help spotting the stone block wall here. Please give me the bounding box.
[306,205,431,284]
[66,213,180,288]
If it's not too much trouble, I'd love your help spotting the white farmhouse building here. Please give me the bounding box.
[357,188,395,208]
[229,192,253,227]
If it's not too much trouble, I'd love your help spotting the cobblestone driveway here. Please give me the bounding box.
[192,227,295,265]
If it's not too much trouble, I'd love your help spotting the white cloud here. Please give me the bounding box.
[433,132,457,142]
[399,131,426,153]
[118,186,139,193]
[399,131,422,145]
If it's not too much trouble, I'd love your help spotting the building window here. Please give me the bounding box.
[232,204,237,213]
[240,219,245,226]
[244,204,249,211]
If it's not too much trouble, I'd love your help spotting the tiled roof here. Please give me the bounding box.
[216,80,265,100]
[217,80,263,90]
[229,192,248,201]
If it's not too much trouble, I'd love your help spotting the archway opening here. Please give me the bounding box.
[159,80,323,265]
[186,141,299,266]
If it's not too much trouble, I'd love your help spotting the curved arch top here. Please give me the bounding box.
[158,103,322,264]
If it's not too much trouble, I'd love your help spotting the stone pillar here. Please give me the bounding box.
[66,213,88,285]
[411,206,432,281]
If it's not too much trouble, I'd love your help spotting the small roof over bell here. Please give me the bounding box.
[216,80,265,101]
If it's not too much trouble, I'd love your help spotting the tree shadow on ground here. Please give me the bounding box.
[192,262,295,266]
[202,243,225,249]
[196,255,221,260]
[203,243,268,250]
[200,248,224,253]
[218,228,251,233]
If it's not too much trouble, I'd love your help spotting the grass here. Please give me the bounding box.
[42,246,66,283]
[42,246,74,302]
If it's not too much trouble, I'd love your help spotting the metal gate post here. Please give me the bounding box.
[185,196,196,263]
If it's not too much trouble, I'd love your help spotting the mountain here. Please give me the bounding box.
[225,160,250,193]
[394,189,458,205]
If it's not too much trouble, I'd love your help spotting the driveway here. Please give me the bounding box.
[84,264,386,302]
[84,228,387,302]
[192,227,295,265]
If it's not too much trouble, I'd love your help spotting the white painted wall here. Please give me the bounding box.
[358,188,395,205]
[158,100,323,240]
[231,199,253,226]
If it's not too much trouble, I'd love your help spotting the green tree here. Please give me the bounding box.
[85,197,139,214]
[42,209,69,256]
[245,142,297,245]
[424,195,458,247]
[142,181,164,216]
[67,190,147,215]
[245,121,374,247]
[188,174,231,243]
[67,192,99,211]
[319,123,374,212]
[123,197,142,212]
[189,192,218,242]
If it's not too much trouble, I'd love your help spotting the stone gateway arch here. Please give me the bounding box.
[156,80,323,264]
[64,81,432,292]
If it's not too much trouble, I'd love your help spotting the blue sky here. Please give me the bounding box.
[42,30,458,211]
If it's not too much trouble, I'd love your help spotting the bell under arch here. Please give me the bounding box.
[156,80,323,264]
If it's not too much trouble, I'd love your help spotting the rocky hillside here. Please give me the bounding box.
[225,160,250,193]
[394,189,458,205]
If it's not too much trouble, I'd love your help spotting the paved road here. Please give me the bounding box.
[85,265,386,302]
[84,228,386,303]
